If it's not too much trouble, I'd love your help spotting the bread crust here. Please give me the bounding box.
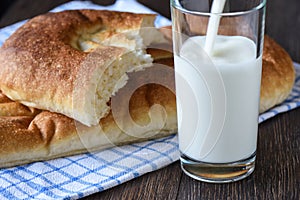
[260,35,295,112]
[0,10,156,126]
[0,12,295,168]
[0,54,177,168]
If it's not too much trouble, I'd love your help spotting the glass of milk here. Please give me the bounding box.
[171,0,266,183]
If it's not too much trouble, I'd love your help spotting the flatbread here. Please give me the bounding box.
[0,12,295,168]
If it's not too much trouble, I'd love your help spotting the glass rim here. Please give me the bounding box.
[171,0,267,17]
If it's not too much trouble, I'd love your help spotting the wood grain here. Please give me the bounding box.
[0,0,299,199]
[96,162,182,200]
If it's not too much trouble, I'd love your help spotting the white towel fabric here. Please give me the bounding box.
[0,1,299,199]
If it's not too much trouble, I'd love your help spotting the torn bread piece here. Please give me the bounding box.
[0,10,166,126]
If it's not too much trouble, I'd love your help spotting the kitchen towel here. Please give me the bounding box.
[0,1,299,199]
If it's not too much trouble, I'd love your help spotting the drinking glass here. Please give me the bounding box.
[171,0,266,183]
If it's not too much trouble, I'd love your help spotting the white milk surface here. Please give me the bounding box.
[175,35,262,163]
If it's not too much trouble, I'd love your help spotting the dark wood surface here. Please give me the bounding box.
[1,0,299,199]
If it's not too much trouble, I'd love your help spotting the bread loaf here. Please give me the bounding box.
[0,10,166,126]
[260,35,295,113]
[0,50,177,168]
[0,11,295,168]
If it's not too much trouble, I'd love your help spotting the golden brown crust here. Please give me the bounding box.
[260,35,295,112]
[0,51,177,168]
[0,10,156,126]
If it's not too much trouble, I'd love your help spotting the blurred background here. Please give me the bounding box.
[0,0,299,62]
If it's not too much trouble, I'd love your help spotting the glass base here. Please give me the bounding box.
[180,152,256,183]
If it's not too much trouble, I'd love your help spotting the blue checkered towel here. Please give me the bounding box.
[0,1,299,199]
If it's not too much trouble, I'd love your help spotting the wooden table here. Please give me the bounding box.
[1,0,299,199]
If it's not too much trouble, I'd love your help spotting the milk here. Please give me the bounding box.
[204,0,226,55]
[175,35,262,163]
